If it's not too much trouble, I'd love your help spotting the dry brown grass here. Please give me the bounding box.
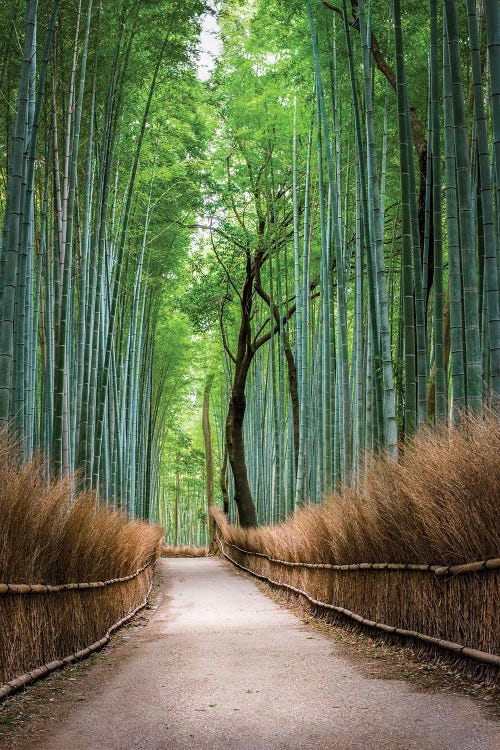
[213,414,500,680]
[0,439,163,685]
[160,545,208,557]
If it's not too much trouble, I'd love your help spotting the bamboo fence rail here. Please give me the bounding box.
[0,558,155,594]
[220,539,500,576]
[215,527,500,671]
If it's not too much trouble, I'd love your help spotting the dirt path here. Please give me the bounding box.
[4,557,499,750]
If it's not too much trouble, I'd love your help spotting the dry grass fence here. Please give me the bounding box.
[0,439,163,696]
[161,545,208,557]
[212,414,500,683]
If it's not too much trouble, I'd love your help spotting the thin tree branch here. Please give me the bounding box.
[218,296,236,364]
[210,230,242,303]
[226,154,247,231]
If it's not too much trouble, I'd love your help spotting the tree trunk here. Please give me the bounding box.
[284,342,299,477]
[220,444,229,516]
[226,379,257,528]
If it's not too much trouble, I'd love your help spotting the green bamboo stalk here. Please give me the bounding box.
[444,0,482,412]
[466,0,500,404]
[353,153,365,475]
[393,0,417,434]
[430,0,446,421]
[484,0,500,248]
[443,13,465,416]
[0,0,38,428]
[358,0,398,454]
[295,118,313,507]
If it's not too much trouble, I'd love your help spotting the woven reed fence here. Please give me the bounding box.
[213,519,499,683]
[0,558,156,700]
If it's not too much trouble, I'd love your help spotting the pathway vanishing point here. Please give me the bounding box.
[21,558,500,749]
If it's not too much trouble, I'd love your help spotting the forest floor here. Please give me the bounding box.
[0,557,498,750]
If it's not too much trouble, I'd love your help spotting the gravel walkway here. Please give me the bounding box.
[25,557,500,749]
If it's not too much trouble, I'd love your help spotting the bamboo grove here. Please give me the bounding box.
[1,1,499,535]
[188,0,500,530]
[0,0,207,518]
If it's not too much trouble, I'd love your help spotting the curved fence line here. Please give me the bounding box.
[0,558,155,595]
[0,575,154,701]
[222,539,500,577]
[216,530,500,669]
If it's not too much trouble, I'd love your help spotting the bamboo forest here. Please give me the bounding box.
[0,1,499,748]
[0,0,499,528]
